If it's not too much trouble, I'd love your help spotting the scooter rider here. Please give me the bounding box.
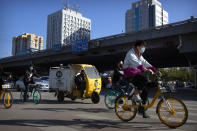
[23,64,39,101]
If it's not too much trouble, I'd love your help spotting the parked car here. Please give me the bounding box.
[15,77,25,91]
[35,76,49,91]
[185,85,195,89]
[15,76,49,91]
[101,73,112,89]
[40,76,49,81]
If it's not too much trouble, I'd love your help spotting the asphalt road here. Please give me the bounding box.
[0,88,197,131]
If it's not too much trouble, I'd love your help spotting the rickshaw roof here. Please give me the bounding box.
[50,64,94,69]
[71,64,95,69]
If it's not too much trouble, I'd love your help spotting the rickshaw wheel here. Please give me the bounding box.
[70,93,77,101]
[57,91,65,102]
[91,92,100,104]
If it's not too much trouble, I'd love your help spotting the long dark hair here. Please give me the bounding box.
[134,40,147,48]
[0,64,3,72]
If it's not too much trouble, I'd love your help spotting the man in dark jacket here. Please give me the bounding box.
[23,64,39,101]
[75,70,86,99]
[113,61,124,85]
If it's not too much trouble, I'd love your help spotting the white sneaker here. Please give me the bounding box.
[132,94,142,102]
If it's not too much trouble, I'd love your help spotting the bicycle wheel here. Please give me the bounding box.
[3,90,13,109]
[33,89,41,104]
[105,90,120,109]
[115,95,137,121]
[157,97,188,128]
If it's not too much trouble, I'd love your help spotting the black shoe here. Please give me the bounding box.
[138,106,150,118]
[138,106,144,114]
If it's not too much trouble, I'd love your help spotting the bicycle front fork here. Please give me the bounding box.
[161,95,173,112]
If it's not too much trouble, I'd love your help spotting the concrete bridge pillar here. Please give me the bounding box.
[195,70,197,89]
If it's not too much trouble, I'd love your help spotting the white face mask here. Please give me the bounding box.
[139,47,145,54]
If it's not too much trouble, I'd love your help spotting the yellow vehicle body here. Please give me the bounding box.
[71,64,102,99]
[49,64,102,103]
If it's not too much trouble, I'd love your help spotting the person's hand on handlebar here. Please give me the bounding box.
[157,71,162,77]
[148,69,154,75]
[142,67,154,75]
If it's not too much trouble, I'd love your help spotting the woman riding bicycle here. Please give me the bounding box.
[0,64,6,92]
[0,64,12,92]
[123,40,161,118]
[23,64,39,101]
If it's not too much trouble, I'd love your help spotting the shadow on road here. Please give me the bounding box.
[0,119,196,130]
[23,107,112,113]
[12,99,91,105]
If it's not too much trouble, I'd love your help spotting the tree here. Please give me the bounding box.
[158,68,195,83]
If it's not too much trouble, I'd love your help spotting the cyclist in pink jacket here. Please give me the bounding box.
[123,40,159,118]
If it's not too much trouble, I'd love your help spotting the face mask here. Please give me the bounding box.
[139,47,145,54]
[30,67,33,71]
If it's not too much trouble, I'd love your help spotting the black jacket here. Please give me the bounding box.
[75,73,86,87]
[0,72,8,85]
[24,69,39,84]
[113,66,124,83]
[0,72,8,90]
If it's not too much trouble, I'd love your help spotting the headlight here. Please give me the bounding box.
[95,80,98,87]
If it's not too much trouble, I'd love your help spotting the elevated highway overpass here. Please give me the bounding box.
[0,18,197,75]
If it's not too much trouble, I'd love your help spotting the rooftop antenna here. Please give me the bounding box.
[65,0,69,9]
[61,0,69,9]
[72,4,80,12]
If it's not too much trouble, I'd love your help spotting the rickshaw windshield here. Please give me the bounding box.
[84,67,100,79]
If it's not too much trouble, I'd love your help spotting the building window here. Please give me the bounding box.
[149,5,154,27]
[135,7,139,31]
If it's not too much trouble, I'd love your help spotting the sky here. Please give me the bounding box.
[0,0,197,58]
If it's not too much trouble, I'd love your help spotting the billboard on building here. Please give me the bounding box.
[72,38,88,53]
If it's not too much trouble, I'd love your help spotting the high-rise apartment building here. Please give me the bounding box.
[12,33,43,56]
[46,8,91,49]
[126,0,168,32]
